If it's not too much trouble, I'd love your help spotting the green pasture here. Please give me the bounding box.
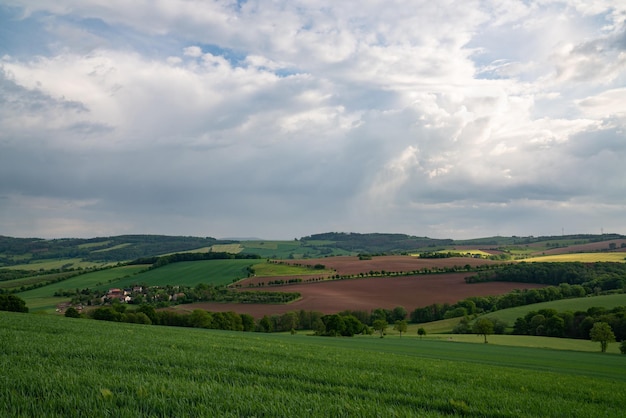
[405,317,462,335]
[113,259,257,289]
[1,311,625,417]
[240,240,301,257]
[91,243,132,253]
[523,252,626,262]
[158,246,214,256]
[16,265,149,312]
[5,258,109,271]
[423,334,621,354]
[241,240,297,250]
[0,271,76,291]
[210,243,243,253]
[301,239,336,245]
[252,261,334,277]
[77,240,112,249]
[239,240,351,258]
[481,294,626,325]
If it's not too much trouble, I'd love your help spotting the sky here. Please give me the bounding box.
[1,1,625,240]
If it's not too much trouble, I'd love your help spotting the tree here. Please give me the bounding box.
[373,319,388,338]
[590,322,615,353]
[91,307,121,322]
[64,307,80,318]
[620,340,626,355]
[417,327,426,339]
[0,294,29,313]
[452,317,472,334]
[321,314,346,336]
[473,318,494,343]
[259,315,273,333]
[342,315,364,337]
[241,313,255,332]
[393,320,408,337]
[392,306,407,321]
[189,309,212,328]
[136,304,156,323]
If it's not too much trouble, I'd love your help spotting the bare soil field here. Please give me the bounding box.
[174,273,544,318]
[237,255,503,286]
[535,239,626,255]
[275,255,501,276]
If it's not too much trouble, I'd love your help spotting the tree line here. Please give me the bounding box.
[70,303,414,337]
[0,235,227,264]
[410,283,594,324]
[128,250,261,268]
[511,306,626,342]
[466,262,626,289]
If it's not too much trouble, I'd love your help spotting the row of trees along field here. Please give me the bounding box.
[466,262,626,289]
[69,301,412,338]
[128,250,262,267]
[0,235,225,264]
[410,283,588,324]
[511,306,626,341]
[406,262,626,325]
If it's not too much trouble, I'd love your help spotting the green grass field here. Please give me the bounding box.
[115,259,257,289]
[482,294,626,325]
[523,253,626,262]
[423,334,622,354]
[210,243,243,253]
[0,271,76,291]
[77,240,112,249]
[1,311,624,417]
[90,243,132,252]
[5,258,110,271]
[239,240,351,258]
[252,261,334,277]
[16,265,149,311]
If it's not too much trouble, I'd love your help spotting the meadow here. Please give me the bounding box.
[0,271,76,291]
[16,265,149,311]
[5,257,110,271]
[1,311,625,417]
[110,259,258,290]
[481,294,626,325]
[251,260,334,277]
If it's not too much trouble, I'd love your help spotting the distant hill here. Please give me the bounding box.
[0,235,228,266]
[1,232,624,268]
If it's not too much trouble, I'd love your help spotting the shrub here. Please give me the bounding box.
[0,295,29,313]
[64,307,81,318]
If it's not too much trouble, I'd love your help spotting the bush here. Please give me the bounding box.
[0,294,29,313]
[64,307,81,318]
[620,341,626,355]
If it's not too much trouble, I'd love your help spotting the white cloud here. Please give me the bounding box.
[1,1,626,238]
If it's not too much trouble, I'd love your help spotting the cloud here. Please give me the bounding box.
[1,1,625,239]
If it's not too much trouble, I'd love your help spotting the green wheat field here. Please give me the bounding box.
[1,311,625,417]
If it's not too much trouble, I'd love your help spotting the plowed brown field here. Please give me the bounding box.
[173,272,544,318]
[538,239,626,255]
[285,255,500,274]
[239,255,501,286]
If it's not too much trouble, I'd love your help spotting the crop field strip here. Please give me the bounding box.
[524,253,626,262]
[123,259,257,288]
[1,311,625,417]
